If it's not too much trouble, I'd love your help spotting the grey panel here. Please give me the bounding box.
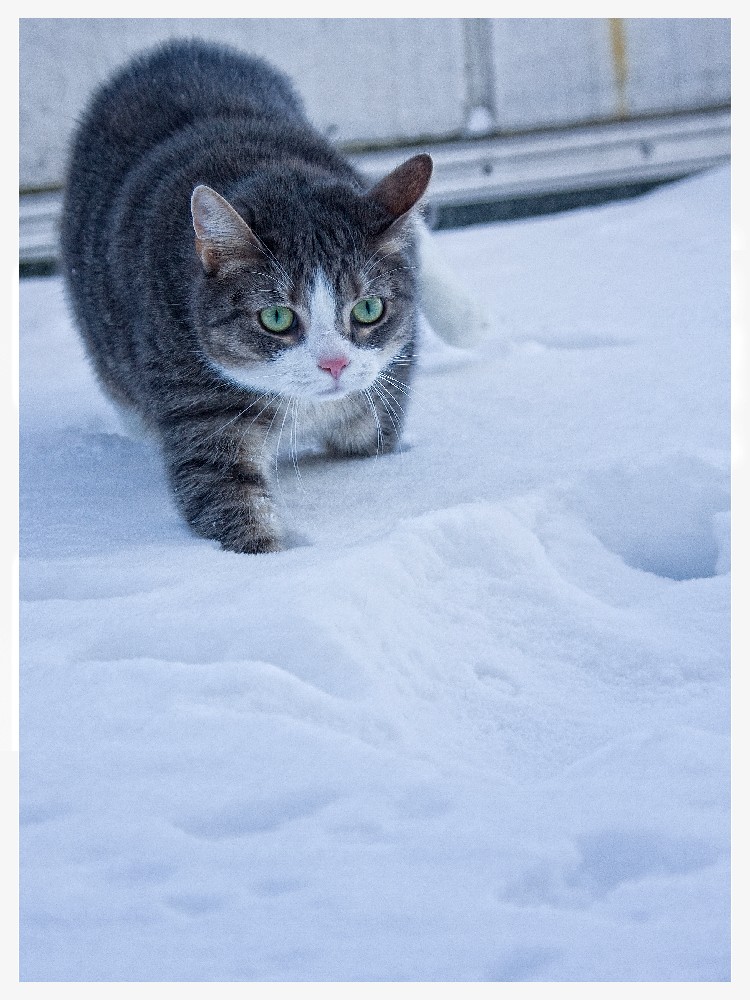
[623,19,731,116]
[19,18,730,195]
[20,18,467,191]
[491,19,617,131]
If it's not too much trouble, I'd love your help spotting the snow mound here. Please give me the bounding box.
[563,454,729,581]
[20,167,730,982]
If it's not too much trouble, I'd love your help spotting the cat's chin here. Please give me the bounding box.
[315,384,354,401]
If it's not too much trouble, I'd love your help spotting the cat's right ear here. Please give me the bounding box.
[367,154,433,226]
[191,185,259,275]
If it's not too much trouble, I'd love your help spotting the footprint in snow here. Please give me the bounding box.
[486,945,560,982]
[567,827,721,898]
[20,800,72,825]
[173,788,337,840]
[163,891,229,915]
[498,826,720,909]
[473,659,521,696]
[108,859,177,884]
[514,329,633,352]
[563,454,729,581]
[253,876,307,897]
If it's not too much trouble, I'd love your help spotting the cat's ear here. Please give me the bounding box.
[367,153,433,226]
[191,185,260,275]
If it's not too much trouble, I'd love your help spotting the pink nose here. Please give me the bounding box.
[318,356,350,380]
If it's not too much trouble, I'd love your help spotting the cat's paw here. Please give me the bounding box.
[326,441,379,459]
[327,440,398,460]
[185,501,282,554]
[325,425,400,459]
[211,514,282,554]
[220,533,282,555]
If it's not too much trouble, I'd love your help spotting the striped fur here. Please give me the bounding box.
[62,39,431,553]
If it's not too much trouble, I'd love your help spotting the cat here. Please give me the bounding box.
[61,38,482,553]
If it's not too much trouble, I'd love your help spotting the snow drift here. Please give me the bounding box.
[19,167,730,981]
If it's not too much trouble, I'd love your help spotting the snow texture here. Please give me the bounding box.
[19,167,730,982]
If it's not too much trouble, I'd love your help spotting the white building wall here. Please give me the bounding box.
[491,19,618,132]
[20,17,468,192]
[623,19,731,116]
[20,18,730,195]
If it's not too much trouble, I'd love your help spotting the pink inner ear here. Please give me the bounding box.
[368,153,433,221]
[191,185,253,245]
[190,185,260,273]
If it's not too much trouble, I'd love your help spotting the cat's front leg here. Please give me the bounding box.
[324,385,406,458]
[160,417,281,554]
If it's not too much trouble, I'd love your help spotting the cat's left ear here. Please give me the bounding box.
[367,153,433,228]
[191,184,261,275]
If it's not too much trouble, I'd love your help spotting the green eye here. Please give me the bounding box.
[259,305,295,333]
[351,296,384,325]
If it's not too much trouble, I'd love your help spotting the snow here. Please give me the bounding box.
[19,167,730,982]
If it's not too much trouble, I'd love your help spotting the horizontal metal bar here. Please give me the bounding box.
[350,109,730,205]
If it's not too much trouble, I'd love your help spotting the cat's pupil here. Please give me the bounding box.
[259,304,295,333]
[352,296,384,324]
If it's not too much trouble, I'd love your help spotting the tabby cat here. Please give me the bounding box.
[62,39,447,553]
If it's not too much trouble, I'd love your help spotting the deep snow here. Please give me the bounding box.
[19,167,730,982]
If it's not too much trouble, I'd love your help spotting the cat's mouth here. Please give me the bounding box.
[316,383,356,400]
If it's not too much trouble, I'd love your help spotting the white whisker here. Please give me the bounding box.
[274,396,294,491]
[228,392,280,466]
[370,265,418,282]
[291,399,305,488]
[361,248,386,279]
[375,376,408,420]
[362,388,383,459]
[259,394,283,458]
[208,390,273,442]
[371,383,405,462]
[378,372,414,395]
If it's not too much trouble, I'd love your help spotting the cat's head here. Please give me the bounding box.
[189,154,432,401]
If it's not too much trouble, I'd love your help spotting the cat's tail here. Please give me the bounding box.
[416,218,492,347]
